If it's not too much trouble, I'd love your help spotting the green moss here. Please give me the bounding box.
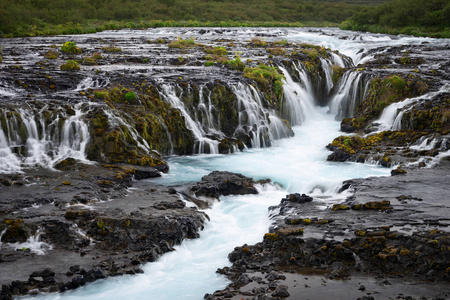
[44,49,59,59]
[332,204,349,211]
[125,91,136,101]
[101,46,122,52]
[60,60,80,71]
[204,61,215,67]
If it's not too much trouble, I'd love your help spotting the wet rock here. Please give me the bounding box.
[281,193,313,204]
[191,171,258,198]
[271,285,289,297]
[29,269,55,279]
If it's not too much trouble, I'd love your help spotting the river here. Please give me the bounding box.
[7,27,449,299]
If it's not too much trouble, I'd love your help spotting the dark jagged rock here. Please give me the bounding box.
[191,171,258,198]
[281,193,313,204]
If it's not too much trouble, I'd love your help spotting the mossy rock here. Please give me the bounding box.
[1,219,30,243]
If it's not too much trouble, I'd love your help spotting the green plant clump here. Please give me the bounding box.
[60,60,80,71]
[168,37,197,49]
[61,41,82,54]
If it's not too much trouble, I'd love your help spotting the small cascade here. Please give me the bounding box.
[74,77,110,91]
[233,83,293,148]
[0,228,53,255]
[329,70,369,120]
[160,84,220,154]
[0,124,22,173]
[372,83,450,133]
[0,104,90,173]
[330,52,346,68]
[103,109,153,152]
[195,86,222,137]
[319,58,334,94]
[279,66,318,125]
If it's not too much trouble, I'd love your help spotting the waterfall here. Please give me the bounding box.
[320,58,334,95]
[279,66,318,125]
[0,104,90,173]
[160,84,220,154]
[329,70,368,120]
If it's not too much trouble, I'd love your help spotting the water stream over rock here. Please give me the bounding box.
[1,27,449,300]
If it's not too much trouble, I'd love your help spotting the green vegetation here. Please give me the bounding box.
[0,0,388,38]
[44,49,59,59]
[168,38,198,49]
[341,0,450,38]
[244,64,284,98]
[101,46,122,52]
[61,42,82,54]
[60,60,80,71]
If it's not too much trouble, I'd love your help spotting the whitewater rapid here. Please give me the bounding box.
[26,105,390,300]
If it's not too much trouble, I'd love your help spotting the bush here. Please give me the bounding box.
[94,90,109,99]
[60,60,80,71]
[61,42,82,54]
[168,37,197,48]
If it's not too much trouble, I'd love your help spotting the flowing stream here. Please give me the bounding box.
[27,94,389,300]
[13,27,450,299]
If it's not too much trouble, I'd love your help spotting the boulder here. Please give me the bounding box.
[191,171,258,198]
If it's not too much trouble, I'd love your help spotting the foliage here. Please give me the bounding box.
[267,47,287,56]
[0,0,387,37]
[204,46,228,56]
[244,64,284,97]
[225,54,245,71]
[60,60,80,71]
[61,42,82,54]
[341,0,450,38]
[168,37,197,48]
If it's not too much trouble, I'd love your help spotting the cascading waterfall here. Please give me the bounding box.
[160,84,220,154]
[320,58,335,95]
[329,70,370,120]
[0,104,90,173]
[279,65,318,126]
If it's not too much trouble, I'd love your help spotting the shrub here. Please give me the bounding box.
[267,47,286,56]
[250,38,268,47]
[204,46,228,56]
[60,60,80,71]
[226,54,245,71]
[168,37,197,48]
[61,42,82,54]
[94,90,109,99]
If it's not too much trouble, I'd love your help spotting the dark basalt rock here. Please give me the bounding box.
[191,171,258,198]
[281,193,313,204]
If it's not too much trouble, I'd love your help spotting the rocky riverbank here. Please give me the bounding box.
[0,168,263,299]
[207,159,450,300]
